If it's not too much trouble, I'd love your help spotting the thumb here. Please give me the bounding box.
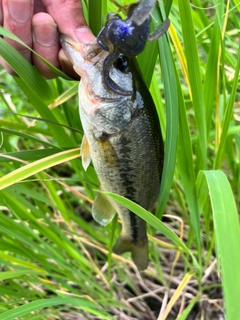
[41,0,95,43]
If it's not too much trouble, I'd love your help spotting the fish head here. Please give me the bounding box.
[60,34,135,108]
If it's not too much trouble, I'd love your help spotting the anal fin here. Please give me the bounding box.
[92,192,116,226]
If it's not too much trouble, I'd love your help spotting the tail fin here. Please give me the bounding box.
[113,236,148,270]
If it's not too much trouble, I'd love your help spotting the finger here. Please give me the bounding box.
[34,0,45,14]
[1,0,34,74]
[41,0,95,43]
[32,12,60,79]
[0,0,3,25]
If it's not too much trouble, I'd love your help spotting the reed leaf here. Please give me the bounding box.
[153,8,179,219]
[214,44,240,169]
[197,170,240,319]
[178,0,207,168]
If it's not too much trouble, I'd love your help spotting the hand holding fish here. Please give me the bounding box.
[0,0,94,78]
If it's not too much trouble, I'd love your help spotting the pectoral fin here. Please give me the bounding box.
[92,193,116,226]
[81,134,91,171]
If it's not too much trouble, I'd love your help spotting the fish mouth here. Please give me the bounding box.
[60,34,101,61]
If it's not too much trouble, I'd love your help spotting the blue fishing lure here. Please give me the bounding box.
[97,0,170,95]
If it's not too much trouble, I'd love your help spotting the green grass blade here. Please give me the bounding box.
[48,82,78,110]
[214,44,240,169]
[0,128,59,149]
[178,0,207,168]
[177,295,200,320]
[88,0,103,36]
[233,0,240,11]
[137,41,158,88]
[0,298,110,320]
[0,37,53,103]
[154,12,179,218]
[5,111,82,135]
[136,0,170,87]
[0,148,63,163]
[163,0,173,16]
[0,270,46,281]
[0,148,80,190]
[0,119,49,135]
[176,75,201,263]
[197,170,240,319]
[204,18,221,136]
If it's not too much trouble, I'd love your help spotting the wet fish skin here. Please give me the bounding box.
[60,35,164,270]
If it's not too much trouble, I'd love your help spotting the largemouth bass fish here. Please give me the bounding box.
[60,3,165,270]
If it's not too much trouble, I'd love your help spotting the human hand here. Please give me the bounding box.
[0,0,95,79]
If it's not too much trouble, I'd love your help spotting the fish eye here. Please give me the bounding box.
[114,54,129,72]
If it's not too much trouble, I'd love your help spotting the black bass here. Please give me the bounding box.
[60,5,166,270]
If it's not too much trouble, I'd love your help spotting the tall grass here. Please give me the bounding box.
[0,0,239,319]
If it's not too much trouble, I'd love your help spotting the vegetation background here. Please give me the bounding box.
[0,0,239,319]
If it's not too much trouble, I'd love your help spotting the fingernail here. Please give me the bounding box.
[8,0,33,24]
[33,23,58,47]
[75,27,95,44]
